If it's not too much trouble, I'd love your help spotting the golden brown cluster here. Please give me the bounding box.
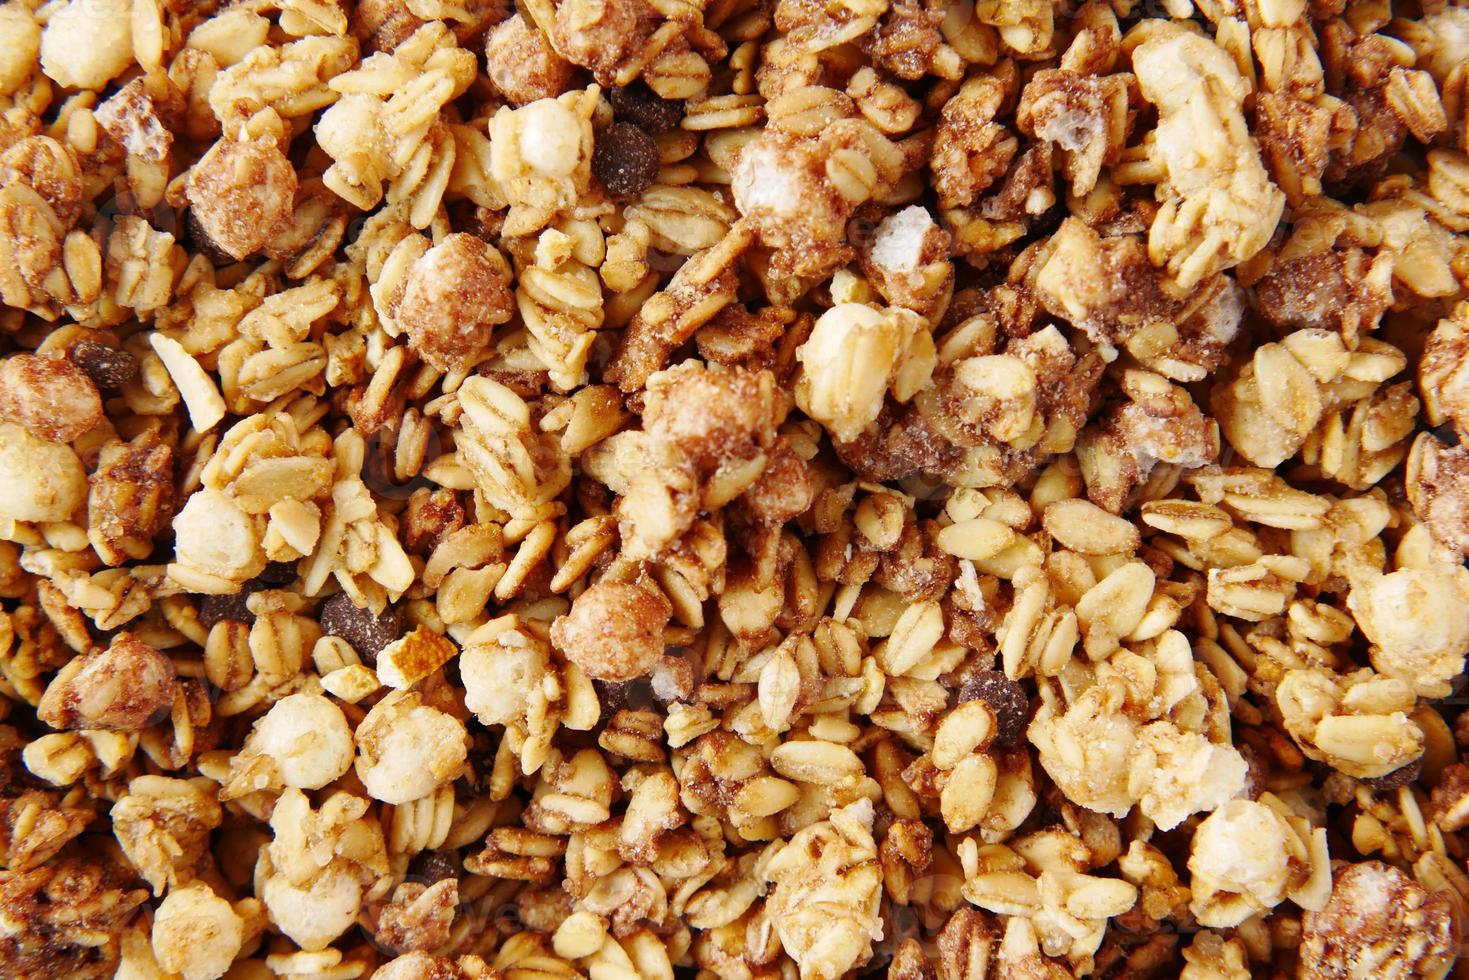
[2,0,1469,977]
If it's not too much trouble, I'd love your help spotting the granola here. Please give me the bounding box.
[1,1,1469,978]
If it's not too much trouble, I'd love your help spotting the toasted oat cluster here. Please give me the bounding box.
[2,0,1469,977]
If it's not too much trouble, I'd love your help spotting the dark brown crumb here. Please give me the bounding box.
[593,122,660,198]
[198,592,253,629]
[955,671,1029,747]
[68,340,138,391]
[1361,757,1422,792]
[408,850,461,885]
[610,82,683,134]
[319,592,403,663]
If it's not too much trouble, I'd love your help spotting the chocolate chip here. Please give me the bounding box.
[593,122,660,198]
[610,82,683,134]
[318,591,403,663]
[198,591,254,630]
[1362,756,1422,792]
[408,849,460,884]
[70,339,138,390]
[956,671,1030,747]
[250,560,298,587]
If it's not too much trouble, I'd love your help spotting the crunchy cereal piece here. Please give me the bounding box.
[1028,679,1136,817]
[0,855,149,977]
[488,87,598,236]
[1420,303,1469,436]
[373,953,497,980]
[111,775,222,895]
[0,353,102,444]
[485,14,575,107]
[0,421,87,523]
[456,376,572,520]
[1406,433,1469,556]
[151,882,245,980]
[1187,797,1323,928]
[257,789,389,951]
[1132,24,1285,288]
[764,799,883,980]
[388,233,514,373]
[731,118,903,288]
[1299,861,1457,979]
[87,431,174,567]
[858,205,954,321]
[354,690,468,804]
[38,0,133,91]
[37,633,178,733]
[932,76,1016,209]
[1017,69,1130,197]
[550,577,671,681]
[606,221,751,391]
[0,6,39,95]
[1276,668,1425,779]
[1348,566,1469,698]
[1077,373,1218,512]
[185,122,298,260]
[373,879,457,954]
[796,303,935,443]
[1127,722,1247,831]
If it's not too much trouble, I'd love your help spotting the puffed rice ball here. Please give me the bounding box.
[0,421,86,522]
[259,861,364,953]
[354,691,468,804]
[511,99,581,175]
[247,693,354,790]
[1188,799,1294,926]
[461,630,548,727]
[39,0,134,91]
[151,882,245,980]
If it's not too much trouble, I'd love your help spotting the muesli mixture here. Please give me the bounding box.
[0,0,1468,976]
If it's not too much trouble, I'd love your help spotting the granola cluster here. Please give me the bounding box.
[2,0,1469,977]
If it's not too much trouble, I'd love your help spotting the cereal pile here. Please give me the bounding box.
[1,0,1469,976]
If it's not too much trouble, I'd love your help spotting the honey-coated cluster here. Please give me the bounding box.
[0,0,1468,977]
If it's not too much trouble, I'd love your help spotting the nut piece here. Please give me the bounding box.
[550,577,672,681]
[185,126,298,260]
[0,421,87,523]
[0,353,103,443]
[1299,861,1457,979]
[391,233,514,373]
[484,14,575,107]
[151,882,245,980]
[1348,567,1469,698]
[354,690,468,804]
[171,488,267,590]
[37,633,178,732]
